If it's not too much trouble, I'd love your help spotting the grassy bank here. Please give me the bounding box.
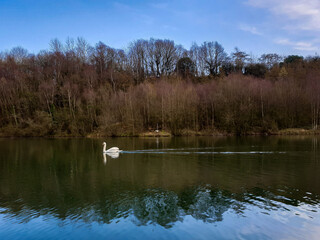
[1,124,319,138]
[274,128,320,135]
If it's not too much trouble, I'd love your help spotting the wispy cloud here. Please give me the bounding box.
[246,0,320,31]
[239,24,263,35]
[275,38,318,51]
[246,0,320,53]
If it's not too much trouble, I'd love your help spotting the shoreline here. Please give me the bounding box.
[0,128,319,138]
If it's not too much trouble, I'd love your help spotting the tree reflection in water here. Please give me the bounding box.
[187,188,231,223]
[132,190,180,227]
[0,137,319,233]
[1,185,319,228]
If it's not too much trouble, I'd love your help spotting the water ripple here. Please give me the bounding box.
[123,150,286,155]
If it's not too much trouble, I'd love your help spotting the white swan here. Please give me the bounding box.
[103,142,122,153]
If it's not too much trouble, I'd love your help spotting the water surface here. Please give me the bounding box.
[0,137,319,239]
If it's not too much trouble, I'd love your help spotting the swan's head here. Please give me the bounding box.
[102,142,106,146]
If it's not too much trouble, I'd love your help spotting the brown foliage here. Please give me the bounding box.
[0,38,319,136]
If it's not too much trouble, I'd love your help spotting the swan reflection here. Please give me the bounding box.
[103,152,120,164]
[106,152,120,158]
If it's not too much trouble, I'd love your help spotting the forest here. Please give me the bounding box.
[0,37,319,136]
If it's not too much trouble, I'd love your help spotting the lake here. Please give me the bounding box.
[0,136,319,239]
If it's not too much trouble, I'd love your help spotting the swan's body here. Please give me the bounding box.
[103,142,122,153]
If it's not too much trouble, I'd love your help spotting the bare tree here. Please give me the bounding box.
[232,47,249,73]
[198,41,228,76]
[76,37,91,63]
[128,39,148,83]
[50,38,64,53]
[259,53,282,69]
[93,41,109,83]
[189,43,203,76]
[9,47,28,63]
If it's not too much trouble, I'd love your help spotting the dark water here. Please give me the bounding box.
[0,137,320,240]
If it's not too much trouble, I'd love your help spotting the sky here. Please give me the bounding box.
[0,0,319,57]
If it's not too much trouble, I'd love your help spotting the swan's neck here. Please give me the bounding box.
[103,144,106,152]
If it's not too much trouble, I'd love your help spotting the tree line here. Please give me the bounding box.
[0,37,319,136]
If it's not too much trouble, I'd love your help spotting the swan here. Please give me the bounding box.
[103,142,122,153]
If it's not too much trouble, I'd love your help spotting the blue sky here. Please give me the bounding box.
[0,0,319,56]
